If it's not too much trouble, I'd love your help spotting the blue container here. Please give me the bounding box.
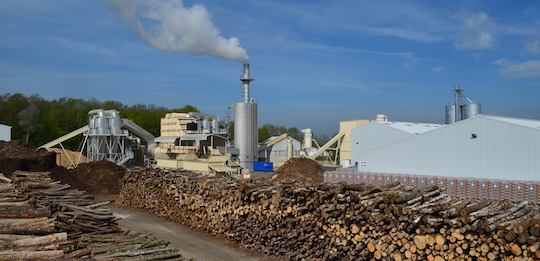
[253,161,274,172]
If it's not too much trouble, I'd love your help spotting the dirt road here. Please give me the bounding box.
[108,204,260,261]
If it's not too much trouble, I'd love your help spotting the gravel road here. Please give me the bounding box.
[108,203,260,261]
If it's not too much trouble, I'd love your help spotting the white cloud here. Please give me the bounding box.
[349,25,441,43]
[48,37,117,57]
[453,11,498,50]
[524,35,540,55]
[493,58,540,78]
[432,67,445,72]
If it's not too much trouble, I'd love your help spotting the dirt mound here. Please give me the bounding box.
[271,158,324,184]
[50,161,126,195]
[0,140,56,177]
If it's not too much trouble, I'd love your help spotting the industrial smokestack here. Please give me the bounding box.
[240,63,254,103]
[234,63,258,170]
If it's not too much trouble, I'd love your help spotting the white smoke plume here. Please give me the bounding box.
[105,0,249,62]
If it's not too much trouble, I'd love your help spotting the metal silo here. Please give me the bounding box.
[446,86,481,123]
[234,63,258,170]
[461,103,482,120]
[445,104,456,124]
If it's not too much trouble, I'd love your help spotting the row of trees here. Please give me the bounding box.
[257,123,330,144]
[0,93,331,150]
[0,93,198,150]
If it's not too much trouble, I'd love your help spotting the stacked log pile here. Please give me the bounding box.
[0,171,185,260]
[119,168,540,260]
[79,232,183,260]
[11,170,121,238]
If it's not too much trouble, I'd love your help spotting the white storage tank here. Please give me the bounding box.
[234,63,258,169]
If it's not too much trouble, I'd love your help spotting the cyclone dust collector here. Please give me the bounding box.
[234,63,258,170]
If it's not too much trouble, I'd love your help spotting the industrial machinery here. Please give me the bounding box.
[445,86,482,124]
[39,109,158,167]
[86,109,158,166]
[154,112,244,177]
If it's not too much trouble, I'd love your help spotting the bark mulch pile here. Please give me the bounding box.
[0,140,56,177]
[50,161,126,195]
[271,157,324,184]
[0,140,125,195]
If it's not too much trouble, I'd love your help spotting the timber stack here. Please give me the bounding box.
[0,171,185,260]
[119,168,540,260]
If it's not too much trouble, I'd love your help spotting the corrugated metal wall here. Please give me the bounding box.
[352,116,540,181]
[350,122,414,156]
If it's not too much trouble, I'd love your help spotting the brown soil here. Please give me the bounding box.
[0,140,56,177]
[0,139,125,195]
[271,157,324,184]
[50,161,126,195]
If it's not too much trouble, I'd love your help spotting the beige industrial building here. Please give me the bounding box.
[154,112,243,176]
[338,119,369,167]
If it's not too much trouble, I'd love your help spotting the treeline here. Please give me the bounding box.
[258,123,330,144]
[0,93,332,151]
[0,93,199,150]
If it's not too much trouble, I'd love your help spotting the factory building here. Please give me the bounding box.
[258,135,301,165]
[0,124,11,141]
[351,114,540,182]
[337,120,369,167]
[350,118,444,164]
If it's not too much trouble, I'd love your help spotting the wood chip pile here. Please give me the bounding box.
[0,170,185,260]
[119,168,540,260]
[0,140,56,177]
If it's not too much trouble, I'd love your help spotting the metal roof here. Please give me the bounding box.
[480,114,540,129]
[374,121,445,135]
[155,136,178,143]
[180,134,210,141]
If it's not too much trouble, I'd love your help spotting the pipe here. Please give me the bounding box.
[240,63,254,103]
[121,119,159,158]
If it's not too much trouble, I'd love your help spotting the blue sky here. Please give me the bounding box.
[1,0,539,137]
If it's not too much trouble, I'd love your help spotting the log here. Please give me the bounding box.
[0,250,64,260]
[11,232,67,247]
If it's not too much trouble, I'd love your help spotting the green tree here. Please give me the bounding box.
[175,105,199,113]
[0,93,29,140]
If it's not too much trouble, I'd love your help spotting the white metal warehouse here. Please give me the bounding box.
[350,114,540,182]
[350,120,444,157]
[0,124,11,141]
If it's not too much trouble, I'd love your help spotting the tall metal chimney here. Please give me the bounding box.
[240,63,254,103]
[234,63,258,170]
